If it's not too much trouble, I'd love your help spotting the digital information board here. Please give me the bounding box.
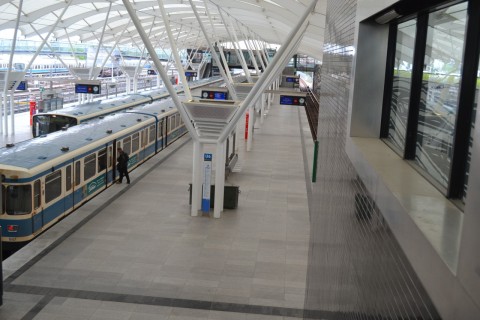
[285,77,299,83]
[280,95,305,106]
[75,83,101,94]
[201,90,228,100]
[185,71,197,77]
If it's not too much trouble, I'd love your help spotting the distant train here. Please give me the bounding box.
[0,62,69,75]
[32,76,223,137]
[0,98,188,250]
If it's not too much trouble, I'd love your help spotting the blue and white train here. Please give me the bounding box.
[0,97,188,250]
[32,76,223,137]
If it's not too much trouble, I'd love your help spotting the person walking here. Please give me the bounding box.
[117,147,130,184]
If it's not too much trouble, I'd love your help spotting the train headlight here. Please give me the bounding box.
[7,225,18,232]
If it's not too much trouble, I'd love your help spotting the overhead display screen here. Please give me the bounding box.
[185,71,197,77]
[280,95,305,106]
[285,77,299,83]
[201,90,228,100]
[75,83,101,94]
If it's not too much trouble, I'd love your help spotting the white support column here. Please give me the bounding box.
[217,9,252,82]
[90,2,112,79]
[217,0,316,144]
[158,0,192,100]
[191,141,203,216]
[218,45,234,84]
[260,93,265,124]
[188,0,238,100]
[214,141,226,218]
[2,0,23,135]
[237,23,260,74]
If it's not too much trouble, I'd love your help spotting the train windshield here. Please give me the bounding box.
[4,185,32,215]
[32,115,78,137]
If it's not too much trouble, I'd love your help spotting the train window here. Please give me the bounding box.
[34,180,41,209]
[132,132,140,153]
[45,170,62,204]
[5,184,32,215]
[75,161,81,186]
[108,146,113,168]
[141,130,147,147]
[84,154,96,181]
[169,117,174,131]
[158,121,164,139]
[98,148,107,171]
[66,165,72,191]
[149,125,155,143]
[176,114,180,128]
[123,137,132,154]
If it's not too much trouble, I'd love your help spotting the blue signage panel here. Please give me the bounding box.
[214,92,228,100]
[280,95,305,106]
[16,81,27,91]
[75,83,101,94]
[201,90,228,100]
[185,71,197,77]
[202,153,213,213]
[286,77,299,83]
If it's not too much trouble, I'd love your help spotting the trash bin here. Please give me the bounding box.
[189,184,239,209]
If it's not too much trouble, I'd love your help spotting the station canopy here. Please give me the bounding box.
[0,0,326,61]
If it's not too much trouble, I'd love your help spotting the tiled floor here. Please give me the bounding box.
[1,101,312,319]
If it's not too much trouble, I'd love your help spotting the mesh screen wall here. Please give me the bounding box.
[303,1,440,319]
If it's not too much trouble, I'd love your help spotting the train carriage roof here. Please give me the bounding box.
[0,101,175,170]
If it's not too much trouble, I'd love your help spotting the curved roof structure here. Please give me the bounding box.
[0,0,326,61]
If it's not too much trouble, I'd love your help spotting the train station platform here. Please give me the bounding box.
[1,100,315,319]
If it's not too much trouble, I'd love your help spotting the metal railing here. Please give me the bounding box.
[300,78,319,141]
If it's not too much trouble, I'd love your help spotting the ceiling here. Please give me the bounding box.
[0,0,326,62]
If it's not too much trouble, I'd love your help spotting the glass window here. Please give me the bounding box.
[108,146,113,168]
[158,121,163,138]
[132,132,140,153]
[75,161,81,186]
[387,19,417,152]
[34,180,41,209]
[149,125,155,143]
[5,184,32,215]
[84,154,96,181]
[464,54,480,201]
[415,2,468,190]
[45,171,62,203]
[98,148,107,172]
[66,165,72,191]
[123,137,131,154]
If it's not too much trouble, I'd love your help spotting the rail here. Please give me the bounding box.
[300,78,319,141]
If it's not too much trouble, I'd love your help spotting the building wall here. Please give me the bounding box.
[304,0,441,318]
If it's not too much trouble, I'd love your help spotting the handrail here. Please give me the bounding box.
[300,78,319,141]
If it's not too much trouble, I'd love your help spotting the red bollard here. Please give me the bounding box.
[245,111,249,140]
[29,100,36,126]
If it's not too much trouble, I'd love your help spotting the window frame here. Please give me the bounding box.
[381,0,479,201]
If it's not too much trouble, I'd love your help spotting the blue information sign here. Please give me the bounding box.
[75,83,101,94]
[16,81,27,91]
[202,153,213,213]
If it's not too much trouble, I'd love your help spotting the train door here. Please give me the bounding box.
[64,163,74,212]
[31,179,43,234]
[107,144,114,185]
[140,129,147,160]
[97,146,108,187]
[113,140,120,182]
